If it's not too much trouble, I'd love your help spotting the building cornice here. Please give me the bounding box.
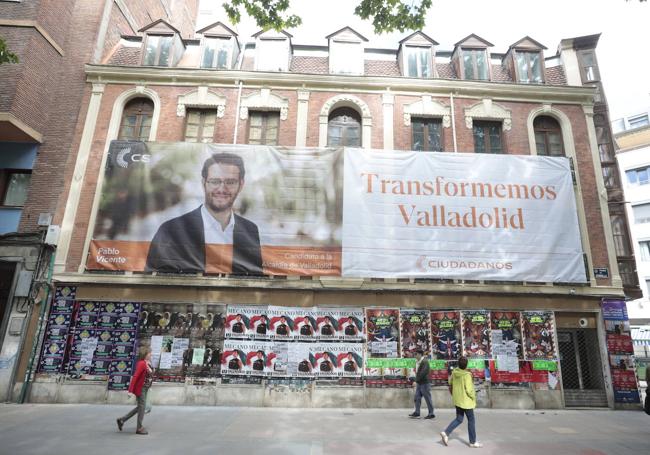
[85,64,596,105]
[0,19,64,55]
[53,272,623,299]
[0,112,43,142]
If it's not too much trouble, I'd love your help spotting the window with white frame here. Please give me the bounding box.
[626,167,650,186]
[633,203,650,224]
[256,39,288,71]
[405,46,432,78]
[330,40,364,75]
[639,241,650,261]
[628,114,650,130]
[202,37,232,69]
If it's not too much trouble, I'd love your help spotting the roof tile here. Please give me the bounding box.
[107,46,142,66]
[364,59,400,77]
[436,63,456,79]
[491,64,511,82]
[545,65,567,85]
[290,56,328,74]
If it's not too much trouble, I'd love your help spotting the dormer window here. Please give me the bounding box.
[253,29,292,72]
[202,37,232,69]
[257,39,288,71]
[515,51,543,83]
[398,32,438,79]
[198,22,240,70]
[463,49,489,80]
[330,40,363,75]
[139,20,184,67]
[327,27,367,76]
[405,46,432,78]
[143,34,173,66]
[507,37,547,84]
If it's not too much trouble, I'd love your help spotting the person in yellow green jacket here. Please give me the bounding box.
[440,356,482,448]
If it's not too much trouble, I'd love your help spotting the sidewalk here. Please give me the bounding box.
[0,404,648,455]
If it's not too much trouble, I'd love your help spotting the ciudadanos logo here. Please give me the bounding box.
[416,255,512,273]
[109,141,150,169]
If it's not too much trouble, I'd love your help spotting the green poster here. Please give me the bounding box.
[467,359,485,370]
[428,360,446,370]
[366,358,416,369]
[532,360,557,371]
[191,347,205,365]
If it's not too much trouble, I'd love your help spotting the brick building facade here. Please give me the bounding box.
[0,0,198,402]
[0,3,640,409]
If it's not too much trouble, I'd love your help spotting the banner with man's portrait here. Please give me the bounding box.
[89,142,343,276]
[88,142,586,282]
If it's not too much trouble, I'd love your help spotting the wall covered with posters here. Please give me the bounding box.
[601,299,641,404]
[87,142,586,283]
[35,289,562,395]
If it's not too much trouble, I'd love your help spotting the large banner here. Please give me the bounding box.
[343,149,586,281]
[88,142,343,275]
[88,142,586,282]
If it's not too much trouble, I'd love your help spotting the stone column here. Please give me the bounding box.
[54,83,105,274]
[382,92,394,150]
[295,90,310,147]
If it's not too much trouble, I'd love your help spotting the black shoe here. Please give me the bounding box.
[424,414,436,420]
[116,418,123,431]
[408,413,420,418]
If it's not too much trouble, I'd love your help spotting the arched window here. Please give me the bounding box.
[534,116,564,156]
[327,107,361,147]
[118,98,154,141]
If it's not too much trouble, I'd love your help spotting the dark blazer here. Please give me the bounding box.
[415,358,431,384]
[145,207,263,275]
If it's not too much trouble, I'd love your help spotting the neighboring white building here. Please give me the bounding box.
[614,107,650,325]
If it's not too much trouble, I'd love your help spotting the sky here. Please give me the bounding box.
[198,0,650,120]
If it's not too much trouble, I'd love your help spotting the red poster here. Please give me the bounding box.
[606,334,633,355]
[611,369,638,390]
[489,360,548,384]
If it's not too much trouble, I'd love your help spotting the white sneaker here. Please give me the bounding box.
[440,431,449,446]
[469,442,483,448]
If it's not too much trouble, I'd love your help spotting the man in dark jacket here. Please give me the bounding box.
[409,349,435,419]
[145,153,263,275]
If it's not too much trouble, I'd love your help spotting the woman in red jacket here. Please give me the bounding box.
[116,348,153,435]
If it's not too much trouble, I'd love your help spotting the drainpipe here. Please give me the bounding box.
[233,80,243,144]
[18,247,55,404]
[450,92,458,153]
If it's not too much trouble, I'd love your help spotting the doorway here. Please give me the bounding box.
[0,261,16,348]
[558,328,607,407]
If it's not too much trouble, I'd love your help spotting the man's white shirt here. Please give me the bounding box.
[201,204,235,244]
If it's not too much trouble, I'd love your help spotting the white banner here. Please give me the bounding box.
[343,149,587,282]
